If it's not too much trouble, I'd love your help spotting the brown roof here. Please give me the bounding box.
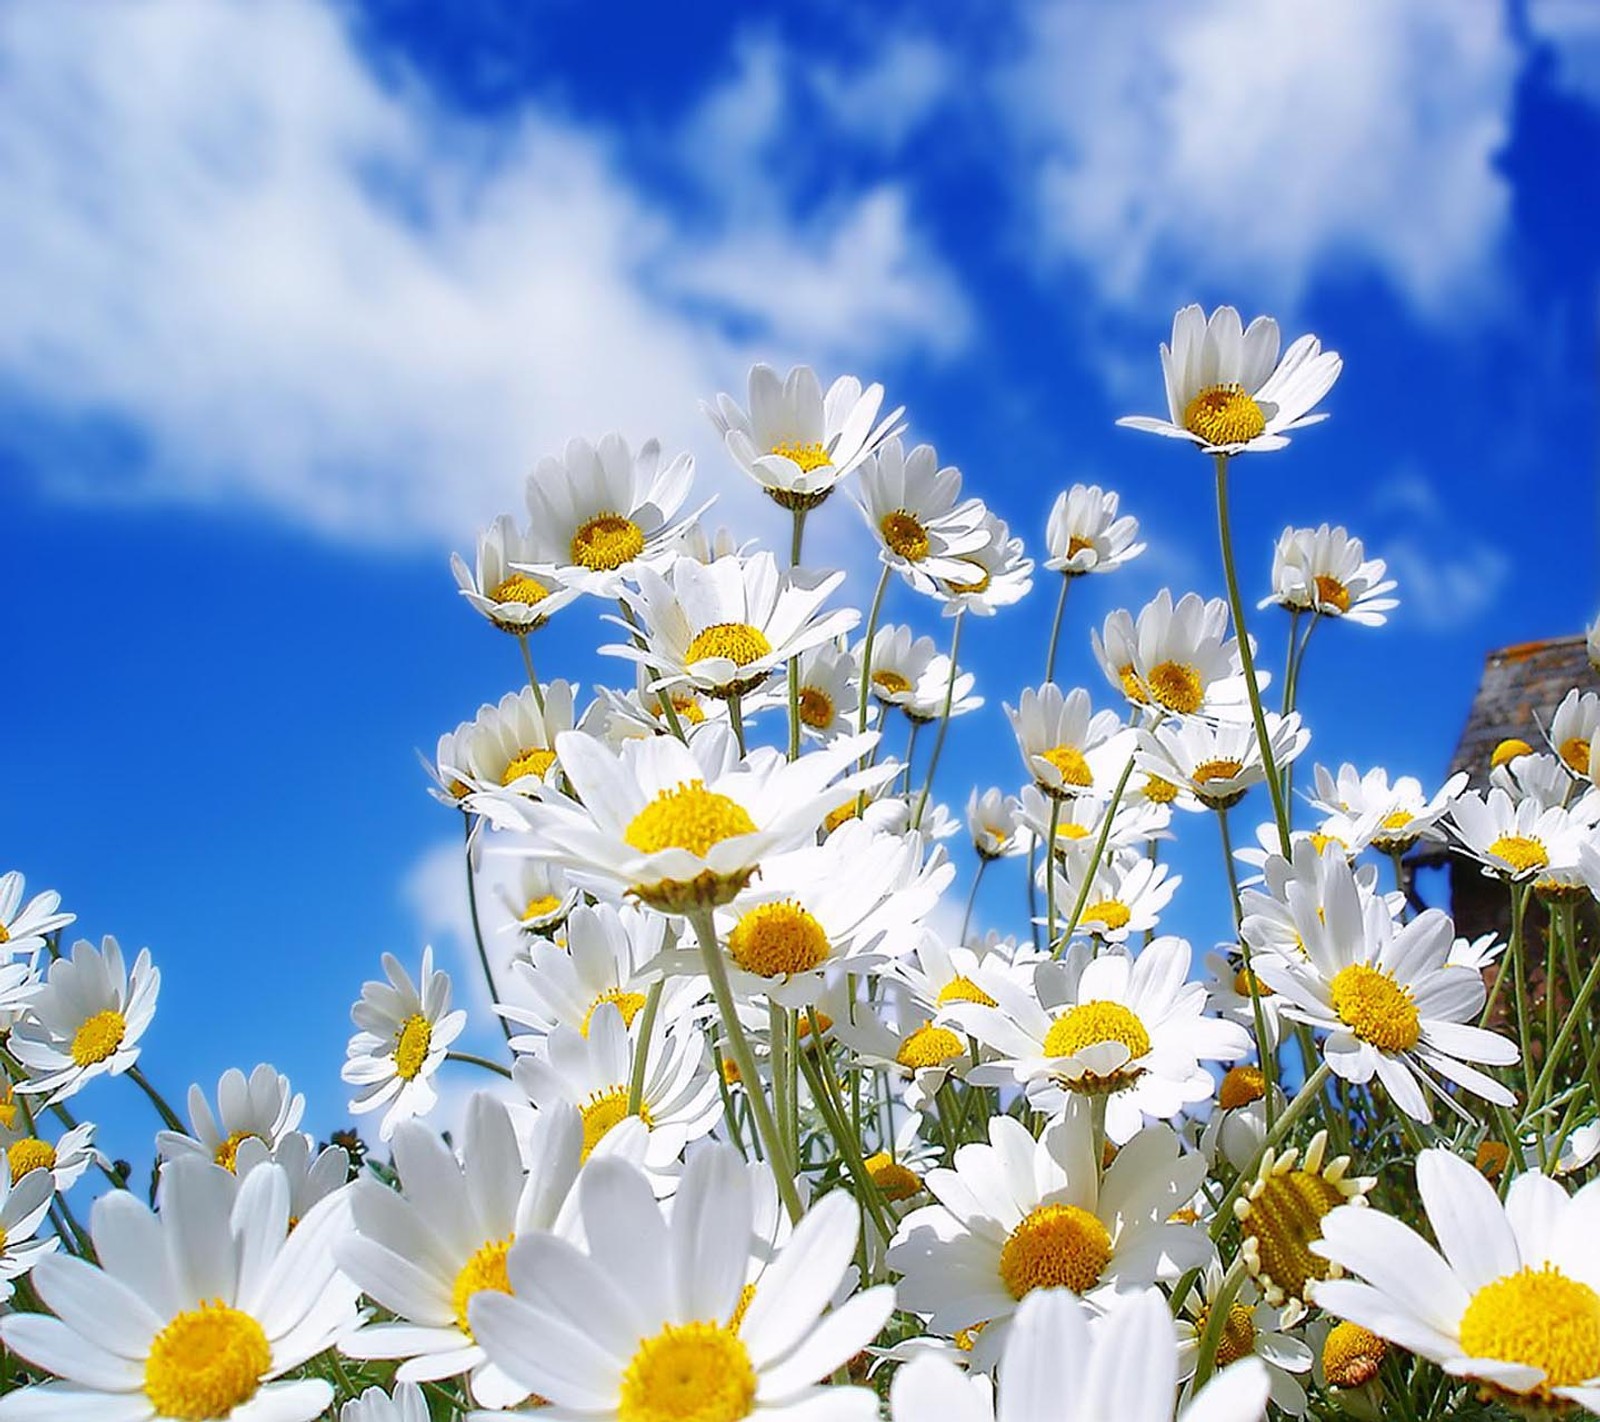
[1448,634,1598,788]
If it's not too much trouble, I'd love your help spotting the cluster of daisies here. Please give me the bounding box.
[5,304,1600,1422]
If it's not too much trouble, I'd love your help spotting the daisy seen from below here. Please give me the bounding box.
[452,512,581,634]
[1308,763,1465,855]
[1135,711,1309,811]
[458,681,578,798]
[1315,1146,1600,1415]
[1092,591,1257,721]
[887,1104,1211,1371]
[1117,304,1342,455]
[856,438,989,588]
[232,1130,350,1226]
[1007,684,1133,800]
[1052,850,1180,946]
[746,640,860,742]
[0,871,73,957]
[1550,688,1600,777]
[522,433,701,597]
[342,946,468,1141]
[891,1286,1269,1422]
[1250,856,1518,1123]
[503,722,886,913]
[2,1117,99,1194]
[1261,525,1397,626]
[610,551,859,702]
[1174,1260,1313,1415]
[0,1156,358,1422]
[11,935,158,1104]
[0,1163,57,1300]
[966,788,1025,861]
[156,1062,305,1172]
[468,1143,896,1422]
[932,511,1034,617]
[493,856,580,938]
[1044,483,1146,577]
[705,362,905,510]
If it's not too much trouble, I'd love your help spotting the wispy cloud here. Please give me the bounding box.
[1367,473,1510,630]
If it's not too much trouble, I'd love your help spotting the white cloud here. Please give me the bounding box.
[1367,473,1509,630]
[1528,0,1600,108]
[401,834,523,1025]
[812,35,952,152]
[0,0,967,544]
[1000,0,1518,318]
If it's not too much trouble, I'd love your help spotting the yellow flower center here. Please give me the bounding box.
[7,1137,55,1183]
[0,1088,16,1131]
[1183,383,1267,446]
[581,989,648,1037]
[685,623,773,668]
[393,1014,434,1080]
[797,687,835,729]
[1196,1302,1257,1367]
[1309,832,1348,856]
[823,801,861,834]
[944,563,991,595]
[625,781,759,857]
[896,1023,965,1071]
[451,1236,515,1339]
[1056,822,1092,842]
[652,693,707,727]
[579,1086,652,1160]
[213,1131,260,1174]
[1380,809,1415,831]
[1487,835,1550,874]
[998,1203,1113,1299]
[1313,574,1352,614]
[618,1320,756,1422]
[1329,964,1420,1052]
[937,975,997,1008]
[1491,738,1534,769]
[1458,1266,1600,1395]
[1219,1064,1267,1111]
[571,513,646,571]
[1560,737,1592,774]
[0,923,8,944]
[143,1301,271,1421]
[1119,665,1150,703]
[1241,1169,1346,1301]
[501,747,557,785]
[797,1011,832,1041]
[864,1151,923,1201]
[954,1322,987,1352]
[1038,744,1093,787]
[489,572,553,608]
[1066,535,1094,559]
[1043,1000,1151,1062]
[70,1009,126,1067]
[1143,774,1180,804]
[1146,660,1204,715]
[872,669,913,696]
[769,440,831,473]
[879,509,930,562]
[1192,758,1245,786]
[727,902,831,978]
[1322,1321,1387,1388]
[523,893,563,922]
[1232,967,1272,999]
[1080,898,1133,932]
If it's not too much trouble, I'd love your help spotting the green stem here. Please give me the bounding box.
[1279,609,1302,716]
[1220,807,1278,1128]
[127,1065,185,1133]
[1044,576,1070,684]
[855,566,893,742]
[1526,911,1600,1116]
[1053,755,1138,953]
[463,816,513,1043]
[960,859,988,942]
[728,693,747,755]
[627,979,665,1116]
[913,609,965,828]
[787,509,808,761]
[797,1034,894,1250]
[446,1051,514,1080]
[1045,796,1062,950]
[517,633,546,715]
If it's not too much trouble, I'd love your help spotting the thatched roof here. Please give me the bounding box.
[1447,634,1597,789]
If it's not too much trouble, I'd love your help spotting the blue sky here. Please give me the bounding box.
[1,0,1595,1166]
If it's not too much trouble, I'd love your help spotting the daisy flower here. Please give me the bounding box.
[1447,785,1588,882]
[1135,712,1309,811]
[338,1097,616,1409]
[705,362,905,510]
[932,511,1034,617]
[610,552,859,702]
[901,651,982,724]
[673,521,752,564]
[1315,1147,1600,1414]
[0,1164,56,1300]
[1202,948,1285,1054]
[892,1287,1269,1422]
[1054,851,1180,945]
[588,663,727,744]
[503,723,885,914]
[967,788,1025,861]
[953,938,1249,1144]
[1308,763,1466,855]
[156,1063,306,1172]
[1016,786,1171,868]
[1006,684,1134,800]
[469,1144,895,1422]
[828,975,973,1111]
[2,1118,99,1194]
[856,438,989,588]
[459,681,578,796]
[743,640,861,743]
[342,947,468,1141]
[0,1156,357,1422]
[1261,525,1397,626]
[1117,304,1342,455]
[885,932,1035,1025]
[860,624,937,716]
[452,513,581,634]
[1092,591,1257,721]
[0,871,73,957]
[1198,1068,1285,1176]
[513,1004,721,1191]
[887,1105,1211,1371]
[1174,1262,1312,1414]
[1044,483,1146,577]
[342,1381,429,1422]
[11,935,158,1104]
[232,1130,351,1225]
[422,715,478,809]
[1549,688,1600,777]
[1251,857,1517,1122]
[522,433,702,597]
[493,856,580,938]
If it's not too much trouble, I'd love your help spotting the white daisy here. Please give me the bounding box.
[856,438,989,587]
[672,520,751,564]
[492,855,580,937]
[887,1104,1211,1371]
[156,1063,306,1172]
[932,511,1034,617]
[828,974,974,1111]
[1550,688,1600,778]
[1016,786,1172,868]
[1092,590,1257,721]
[11,936,159,1104]
[522,433,702,597]
[1447,786,1588,882]
[1136,712,1309,811]
[452,513,581,634]
[458,681,578,796]
[1261,525,1397,626]
[342,1381,429,1422]
[2,1119,99,1194]
[706,362,905,509]
[469,1144,894,1422]
[0,871,73,958]
[743,640,861,743]
[1251,856,1518,1123]
[232,1130,350,1226]
[1315,1147,1600,1414]
[342,947,468,1141]
[1117,304,1342,455]
[901,652,982,724]
[588,663,728,745]
[0,1163,56,1300]
[967,788,1025,861]
[1308,763,1466,854]
[1053,851,1180,946]
[1044,483,1146,576]
[610,551,859,701]
[1006,684,1134,800]
[1175,1262,1312,1415]
[0,1156,357,1422]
